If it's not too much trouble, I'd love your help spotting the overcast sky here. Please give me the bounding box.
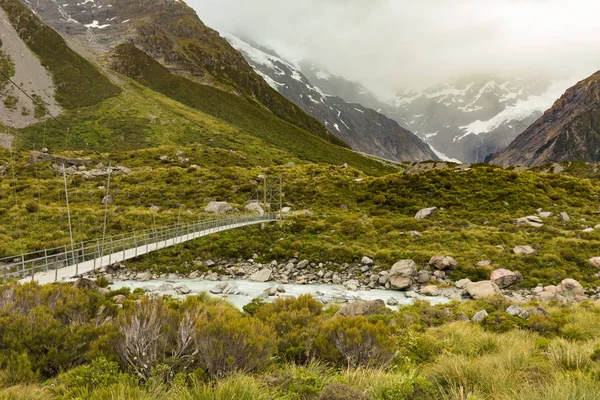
[188,0,600,95]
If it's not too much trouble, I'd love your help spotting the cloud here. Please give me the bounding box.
[188,0,600,94]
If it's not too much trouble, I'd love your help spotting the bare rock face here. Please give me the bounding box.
[491,71,600,167]
[388,260,417,290]
[415,207,438,219]
[205,201,233,214]
[429,256,458,271]
[465,281,501,299]
[335,300,387,317]
[490,268,523,289]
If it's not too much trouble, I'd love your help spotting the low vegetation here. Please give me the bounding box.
[0,284,599,399]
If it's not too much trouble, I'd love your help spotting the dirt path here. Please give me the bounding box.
[0,6,61,128]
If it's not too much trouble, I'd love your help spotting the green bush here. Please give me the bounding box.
[319,383,367,400]
[50,357,131,397]
[316,317,396,367]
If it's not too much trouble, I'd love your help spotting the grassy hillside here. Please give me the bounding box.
[0,0,121,108]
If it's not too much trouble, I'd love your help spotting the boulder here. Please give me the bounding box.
[344,280,360,292]
[455,279,472,289]
[409,231,422,238]
[521,307,550,319]
[245,202,265,215]
[204,201,233,214]
[335,300,386,317]
[297,260,310,269]
[506,305,526,317]
[472,310,489,323]
[174,285,191,295]
[557,278,586,301]
[513,245,536,255]
[539,211,553,218]
[388,260,417,290]
[361,256,374,265]
[415,270,432,284]
[429,256,457,271]
[420,285,441,297]
[559,212,571,222]
[249,268,272,283]
[386,297,399,306]
[514,216,544,228]
[456,313,470,322]
[72,278,99,292]
[475,260,492,267]
[589,257,600,269]
[465,281,501,299]
[415,207,438,219]
[210,282,229,294]
[490,268,523,289]
[332,275,342,285]
[158,283,174,292]
[136,271,152,282]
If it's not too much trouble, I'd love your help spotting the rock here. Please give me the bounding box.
[335,300,386,317]
[472,310,489,323]
[433,270,446,279]
[72,278,99,292]
[249,268,272,282]
[174,285,191,295]
[429,256,458,271]
[361,256,374,265]
[415,207,438,219]
[475,260,492,267]
[264,286,278,297]
[559,212,571,222]
[297,260,310,269]
[204,201,233,214]
[455,279,472,289]
[539,212,553,218]
[101,195,113,205]
[136,272,152,282]
[405,291,418,298]
[245,202,265,215]
[409,231,422,238]
[159,155,169,161]
[386,297,399,306]
[332,275,342,285]
[456,313,470,322]
[490,268,523,289]
[420,285,441,296]
[589,257,600,269]
[465,281,501,299]
[557,278,586,301]
[112,295,126,305]
[583,228,595,233]
[344,280,360,291]
[416,270,432,284]
[277,285,286,293]
[513,245,536,255]
[158,283,174,291]
[388,260,417,290]
[521,307,550,319]
[223,285,241,295]
[506,305,526,317]
[514,216,544,227]
[210,282,229,294]
[537,286,559,302]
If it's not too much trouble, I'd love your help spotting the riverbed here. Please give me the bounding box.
[109,278,451,309]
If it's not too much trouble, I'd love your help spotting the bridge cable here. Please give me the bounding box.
[99,161,112,268]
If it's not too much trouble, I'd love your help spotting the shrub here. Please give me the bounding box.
[481,312,526,333]
[194,304,276,377]
[319,383,367,400]
[316,317,396,367]
[50,357,131,397]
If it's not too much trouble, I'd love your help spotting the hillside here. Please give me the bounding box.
[20,0,338,145]
[225,34,439,163]
[491,72,600,167]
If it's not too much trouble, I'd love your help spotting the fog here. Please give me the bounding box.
[188,0,600,96]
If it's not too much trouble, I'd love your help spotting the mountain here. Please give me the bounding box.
[0,0,397,175]
[382,76,576,163]
[490,71,600,167]
[223,34,439,163]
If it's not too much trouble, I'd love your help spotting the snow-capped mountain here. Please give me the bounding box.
[223,34,439,163]
[382,77,575,162]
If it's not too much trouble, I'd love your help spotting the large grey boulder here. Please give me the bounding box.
[388,260,417,290]
[559,212,571,222]
[420,285,441,297]
[136,271,152,282]
[204,201,233,214]
[455,279,472,289]
[490,268,523,289]
[361,256,374,265]
[335,300,386,317]
[210,282,229,294]
[429,256,458,271]
[249,268,272,282]
[513,245,536,255]
[465,281,501,299]
[415,207,438,219]
[174,285,191,295]
[245,202,265,215]
[472,310,489,323]
[557,278,586,301]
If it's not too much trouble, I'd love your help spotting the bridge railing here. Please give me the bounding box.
[0,214,277,282]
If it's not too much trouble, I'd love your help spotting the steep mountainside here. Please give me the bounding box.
[225,34,438,163]
[490,72,600,167]
[0,0,394,175]
[20,0,340,145]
